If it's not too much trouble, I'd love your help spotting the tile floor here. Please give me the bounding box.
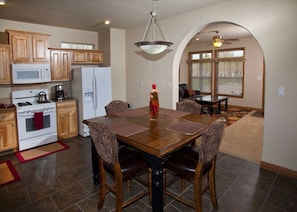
[0,136,297,212]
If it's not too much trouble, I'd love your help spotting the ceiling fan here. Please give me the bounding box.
[209,30,239,47]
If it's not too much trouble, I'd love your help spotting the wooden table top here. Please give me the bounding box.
[83,107,218,158]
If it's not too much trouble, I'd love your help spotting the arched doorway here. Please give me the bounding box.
[173,21,265,162]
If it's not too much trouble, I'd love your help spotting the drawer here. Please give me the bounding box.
[56,101,76,109]
[0,112,15,121]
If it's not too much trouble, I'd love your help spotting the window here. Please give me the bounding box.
[189,51,212,93]
[188,48,245,97]
[61,42,94,50]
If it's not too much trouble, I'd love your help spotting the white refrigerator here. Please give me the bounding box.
[72,66,112,137]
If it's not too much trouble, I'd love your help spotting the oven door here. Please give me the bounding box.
[17,107,57,141]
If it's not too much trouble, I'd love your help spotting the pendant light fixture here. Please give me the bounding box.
[134,0,173,54]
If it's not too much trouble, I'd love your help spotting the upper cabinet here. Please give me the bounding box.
[72,50,103,64]
[0,44,11,84]
[7,30,50,63]
[49,48,72,81]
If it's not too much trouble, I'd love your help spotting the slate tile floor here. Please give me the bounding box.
[1,136,297,212]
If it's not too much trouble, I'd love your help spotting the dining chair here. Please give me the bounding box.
[177,99,203,146]
[89,122,152,211]
[105,100,129,115]
[164,118,225,212]
[176,98,202,114]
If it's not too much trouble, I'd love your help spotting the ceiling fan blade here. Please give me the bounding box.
[224,38,239,42]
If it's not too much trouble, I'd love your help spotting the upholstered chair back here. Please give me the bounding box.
[105,100,129,115]
[176,99,202,114]
[198,118,225,163]
[89,122,119,164]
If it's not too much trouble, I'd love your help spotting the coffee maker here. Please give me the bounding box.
[55,85,64,100]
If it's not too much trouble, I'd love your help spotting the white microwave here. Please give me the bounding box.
[12,63,51,84]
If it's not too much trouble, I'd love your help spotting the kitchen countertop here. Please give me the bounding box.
[52,97,77,103]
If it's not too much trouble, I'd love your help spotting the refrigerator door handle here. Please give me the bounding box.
[92,76,97,110]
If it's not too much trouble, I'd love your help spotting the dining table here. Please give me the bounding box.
[83,106,218,212]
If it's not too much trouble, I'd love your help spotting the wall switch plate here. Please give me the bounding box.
[277,86,285,96]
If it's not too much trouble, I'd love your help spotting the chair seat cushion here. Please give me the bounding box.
[105,148,149,179]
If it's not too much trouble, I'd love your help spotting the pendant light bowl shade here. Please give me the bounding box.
[135,41,173,54]
[135,0,173,55]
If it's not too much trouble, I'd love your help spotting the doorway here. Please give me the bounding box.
[176,21,265,162]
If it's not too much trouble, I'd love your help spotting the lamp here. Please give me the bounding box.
[134,0,173,54]
[212,35,223,48]
[0,0,6,6]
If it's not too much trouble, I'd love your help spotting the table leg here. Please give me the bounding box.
[143,153,164,212]
[210,103,214,116]
[91,139,100,185]
[225,98,228,112]
[218,102,221,114]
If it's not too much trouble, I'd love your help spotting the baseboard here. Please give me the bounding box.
[260,161,297,179]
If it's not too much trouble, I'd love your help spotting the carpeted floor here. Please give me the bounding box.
[219,109,264,163]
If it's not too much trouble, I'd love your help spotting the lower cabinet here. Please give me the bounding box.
[56,100,78,139]
[0,108,18,153]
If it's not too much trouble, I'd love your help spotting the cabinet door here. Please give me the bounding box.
[0,122,16,148]
[32,35,49,62]
[89,52,103,63]
[0,111,18,152]
[10,33,32,62]
[67,108,78,137]
[57,101,78,139]
[57,109,69,139]
[73,51,88,63]
[0,45,11,84]
[50,50,71,81]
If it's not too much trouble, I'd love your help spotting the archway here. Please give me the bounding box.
[172,21,265,162]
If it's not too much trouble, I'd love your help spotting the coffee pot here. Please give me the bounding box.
[55,84,64,100]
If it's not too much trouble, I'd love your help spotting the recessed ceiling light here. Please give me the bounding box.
[104,20,110,25]
[0,0,6,6]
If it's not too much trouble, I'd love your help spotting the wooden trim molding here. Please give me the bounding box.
[260,161,297,179]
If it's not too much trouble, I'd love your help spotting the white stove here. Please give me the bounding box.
[12,89,57,151]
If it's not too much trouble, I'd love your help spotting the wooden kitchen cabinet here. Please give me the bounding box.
[56,100,78,139]
[0,108,18,153]
[72,50,103,64]
[49,48,72,81]
[7,30,50,63]
[0,44,11,84]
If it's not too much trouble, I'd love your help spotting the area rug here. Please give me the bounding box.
[15,141,69,163]
[0,160,21,187]
[212,106,252,126]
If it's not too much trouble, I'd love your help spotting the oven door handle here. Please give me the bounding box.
[17,108,56,116]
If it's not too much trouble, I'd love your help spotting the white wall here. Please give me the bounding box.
[126,1,297,172]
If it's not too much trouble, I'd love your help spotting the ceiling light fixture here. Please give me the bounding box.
[104,20,110,25]
[0,0,6,6]
[134,0,173,54]
[212,35,223,48]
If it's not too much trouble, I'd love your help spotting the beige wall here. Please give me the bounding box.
[126,1,297,172]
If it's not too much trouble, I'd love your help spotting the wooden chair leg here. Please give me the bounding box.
[194,178,203,212]
[208,162,218,209]
[114,165,123,212]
